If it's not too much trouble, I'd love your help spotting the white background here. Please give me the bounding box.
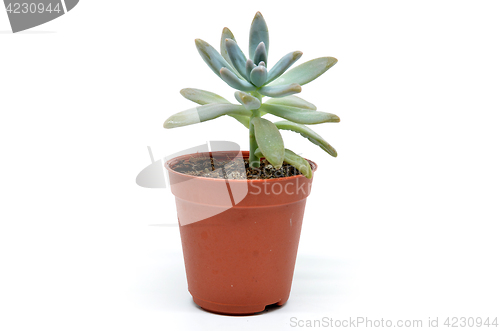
[1,1,499,330]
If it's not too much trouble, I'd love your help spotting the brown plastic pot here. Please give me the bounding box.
[165,151,317,315]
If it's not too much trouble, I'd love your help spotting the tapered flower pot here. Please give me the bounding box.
[165,151,317,315]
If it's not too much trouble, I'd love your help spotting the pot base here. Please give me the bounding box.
[192,294,288,315]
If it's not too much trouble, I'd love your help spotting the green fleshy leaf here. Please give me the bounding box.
[260,104,340,124]
[268,57,338,86]
[195,39,237,78]
[259,83,301,98]
[229,114,250,128]
[252,117,284,168]
[254,147,312,178]
[253,42,268,65]
[264,95,316,110]
[274,120,337,157]
[180,88,230,105]
[254,148,264,158]
[250,65,268,87]
[164,104,251,128]
[225,39,249,81]
[234,91,261,110]
[266,51,302,84]
[246,59,256,78]
[220,68,256,92]
[220,28,236,65]
[249,12,269,60]
[283,149,312,179]
[219,28,246,80]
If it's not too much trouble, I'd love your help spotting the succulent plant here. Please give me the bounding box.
[164,12,340,178]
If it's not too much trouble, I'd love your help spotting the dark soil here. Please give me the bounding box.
[170,154,305,180]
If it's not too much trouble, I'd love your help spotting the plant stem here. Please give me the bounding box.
[249,91,263,168]
[249,110,259,168]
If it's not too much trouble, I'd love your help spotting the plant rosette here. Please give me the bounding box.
[163,12,340,315]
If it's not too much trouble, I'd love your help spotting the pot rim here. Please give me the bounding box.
[165,150,317,183]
